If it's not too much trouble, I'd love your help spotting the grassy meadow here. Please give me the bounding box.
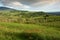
[0,10,60,40]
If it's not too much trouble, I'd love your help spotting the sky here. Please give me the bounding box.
[0,0,60,12]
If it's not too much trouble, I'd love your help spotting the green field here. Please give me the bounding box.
[0,10,60,40]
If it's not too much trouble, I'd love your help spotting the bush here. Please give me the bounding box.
[17,32,44,40]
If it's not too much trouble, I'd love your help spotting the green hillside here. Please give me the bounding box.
[0,10,60,40]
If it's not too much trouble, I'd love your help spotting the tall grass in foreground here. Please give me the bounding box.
[0,22,60,40]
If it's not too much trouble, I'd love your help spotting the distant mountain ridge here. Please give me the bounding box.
[0,7,15,10]
[47,12,60,15]
[0,7,60,15]
[0,7,28,12]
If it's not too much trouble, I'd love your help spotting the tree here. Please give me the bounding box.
[43,14,49,21]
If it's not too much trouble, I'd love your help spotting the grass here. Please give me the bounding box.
[0,11,60,40]
[0,22,60,40]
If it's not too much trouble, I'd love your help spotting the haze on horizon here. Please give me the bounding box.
[0,0,60,12]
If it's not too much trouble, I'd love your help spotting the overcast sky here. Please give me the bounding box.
[0,0,60,12]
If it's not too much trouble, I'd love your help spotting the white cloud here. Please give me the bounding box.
[3,1,31,10]
[11,2,30,8]
[30,0,58,7]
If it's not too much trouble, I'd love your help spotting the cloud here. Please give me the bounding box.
[8,1,30,8]
[0,0,60,12]
[30,0,58,7]
[29,0,60,12]
[2,0,31,10]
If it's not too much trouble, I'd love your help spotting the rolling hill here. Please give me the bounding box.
[0,7,60,15]
[0,6,60,40]
[0,7,16,11]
